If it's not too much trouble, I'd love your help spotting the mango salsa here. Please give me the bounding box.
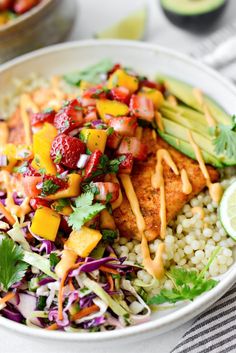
[96,99,129,122]
[138,87,164,109]
[107,69,138,94]
[31,123,57,175]
[46,174,81,200]
[80,128,107,153]
[65,226,102,257]
[30,206,61,241]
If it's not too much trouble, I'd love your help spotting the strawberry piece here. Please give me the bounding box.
[30,197,51,210]
[83,150,103,180]
[130,95,154,122]
[13,0,39,14]
[60,216,72,234]
[139,79,165,93]
[83,85,108,100]
[23,176,42,198]
[0,0,12,11]
[109,117,137,136]
[50,134,86,169]
[42,175,68,192]
[117,137,147,161]
[93,182,120,203]
[107,64,121,77]
[54,99,83,134]
[23,163,41,177]
[118,153,134,174]
[84,109,98,123]
[110,86,130,104]
[106,131,122,149]
[31,109,56,127]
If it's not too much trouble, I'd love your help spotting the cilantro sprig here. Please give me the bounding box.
[213,116,236,160]
[148,247,220,305]
[68,192,105,231]
[0,237,28,291]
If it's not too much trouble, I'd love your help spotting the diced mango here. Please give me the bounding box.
[30,206,61,241]
[32,123,57,175]
[96,99,129,123]
[46,174,81,200]
[0,144,17,172]
[66,226,102,257]
[100,209,116,230]
[80,81,95,91]
[55,249,77,278]
[80,128,107,153]
[107,69,138,94]
[51,201,73,216]
[138,87,164,109]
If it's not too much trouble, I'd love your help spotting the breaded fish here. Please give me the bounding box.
[113,128,219,241]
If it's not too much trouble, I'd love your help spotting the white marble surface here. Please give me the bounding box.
[1,0,236,352]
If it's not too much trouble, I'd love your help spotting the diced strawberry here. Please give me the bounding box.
[109,117,137,136]
[84,109,98,123]
[0,0,12,11]
[93,182,120,203]
[110,86,130,104]
[117,137,147,161]
[80,97,96,107]
[60,216,72,234]
[50,134,86,169]
[139,79,165,93]
[83,150,103,180]
[107,64,121,77]
[30,197,51,210]
[31,109,56,127]
[130,95,155,122]
[54,99,83,134]
[42,175,68,192]
[106,131,122,149]
[13,0,39,14]
[83,85,108,100]
[23,163,41,177]
[23,176,42,198]
[118,154,134,174]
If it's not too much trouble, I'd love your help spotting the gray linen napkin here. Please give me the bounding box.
[171,31,236,353]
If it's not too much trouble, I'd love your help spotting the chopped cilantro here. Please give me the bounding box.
[0,237,28,291]
[54,151,62,164]
[101,229,119,243]
[43,107,54,114]
[41,180,60,196]
[106,127,114,136]
[68,192,105,231]
[213,117,236,160]
[49,253,60,268]
[52,198,70,212]
[13,161,28,174]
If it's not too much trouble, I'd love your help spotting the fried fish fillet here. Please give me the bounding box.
[113,128,219,241]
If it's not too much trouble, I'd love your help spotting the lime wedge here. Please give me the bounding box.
[220,180,236,241]
[95,7,147,40]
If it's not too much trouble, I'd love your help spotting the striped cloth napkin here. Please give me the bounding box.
[171,285,236,353]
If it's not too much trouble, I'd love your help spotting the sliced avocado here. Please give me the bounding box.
[160,0,227,30]
[159,76,233,126]
[158,129,223,168]
[160,107,209,138]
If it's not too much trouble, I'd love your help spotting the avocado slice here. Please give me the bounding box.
[160,0,227,30]
[160,107,209,138]
[160,76,233,126]
[158,129,223,168]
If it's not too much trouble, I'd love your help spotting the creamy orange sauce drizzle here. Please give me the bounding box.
[119,174,165,279]
[167,95,178,107]
[20,94,39,145]
[188,131,223,203]
[0,171,31,220]
[155,112,164,132]
[151,149,179,239]
[192,207,205,219]
[0,122,9,146]
[181,169,192,194]
[192,88,216,128]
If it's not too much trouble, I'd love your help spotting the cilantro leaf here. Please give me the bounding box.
[213,118,236,160]
[49,253,60,268]
[68,192,105,231]
[101,229,119,243]
[64,59,113,86]
[41,180,60,196]
[0,237,28,291]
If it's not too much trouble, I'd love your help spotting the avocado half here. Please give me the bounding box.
[160,0,227,31]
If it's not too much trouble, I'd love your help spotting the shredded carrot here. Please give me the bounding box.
[106,273,114,291]
[45,323,58,331]
[68,278,75,291]
[71,304,99,322]
[0,203,15,226]
[0,292,15,305]
[58,261,84,321]
[99,265,119,275]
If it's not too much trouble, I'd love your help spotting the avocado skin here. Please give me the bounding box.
[160,2,227,31]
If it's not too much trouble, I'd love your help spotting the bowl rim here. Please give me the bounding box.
[0,0,52,32]
[0,39,236,342]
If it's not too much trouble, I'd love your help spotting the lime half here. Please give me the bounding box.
[220,180,236,241]
[95,7,147,40]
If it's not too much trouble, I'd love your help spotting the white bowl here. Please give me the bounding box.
[0,40,236,345]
